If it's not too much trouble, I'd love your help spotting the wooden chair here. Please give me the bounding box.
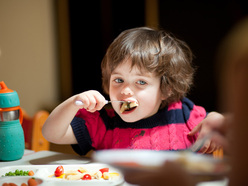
[21,109,50,152]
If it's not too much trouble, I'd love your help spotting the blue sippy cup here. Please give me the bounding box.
[0,81,25,161]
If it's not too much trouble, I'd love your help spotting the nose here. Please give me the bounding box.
[121,85,134,96]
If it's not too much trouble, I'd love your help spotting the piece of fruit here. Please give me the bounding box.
[82,174,92,180]
[54,166,64,177]
[28,170,34,176]
[99,168,109,174]
[27,178,38,186]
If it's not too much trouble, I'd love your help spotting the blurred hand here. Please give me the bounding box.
[188,112,229,153]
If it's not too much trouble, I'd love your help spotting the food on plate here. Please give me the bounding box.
[82,174,91,180]
[2,177,40,186]
[120,101,138,113]
[2,169,35,177]
[102,172,110,180]
[174,156,216,173]
[50,165,120,181]
[27,171,34,176]
[54,165,64,177]
[93,171,102,180]
[27,178,38,186]
[177,156,229,175]
[78,167,87,173]
[99,168,109,174]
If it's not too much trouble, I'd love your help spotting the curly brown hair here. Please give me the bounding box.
[101,27,194,108]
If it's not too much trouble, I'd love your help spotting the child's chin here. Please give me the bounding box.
[120,115,141,123]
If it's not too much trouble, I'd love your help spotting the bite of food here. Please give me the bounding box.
[120,101,139,114]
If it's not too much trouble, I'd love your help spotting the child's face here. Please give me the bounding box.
[109,59,165,122]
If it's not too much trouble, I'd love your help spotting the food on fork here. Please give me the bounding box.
[120,101,139,113]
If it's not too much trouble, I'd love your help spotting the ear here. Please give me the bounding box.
[161,94,167,101]
[161,88,172,100]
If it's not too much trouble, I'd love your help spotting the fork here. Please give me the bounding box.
[75,100,125,106]
[189,132,215,152]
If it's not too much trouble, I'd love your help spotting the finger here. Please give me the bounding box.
[94,95,106,111]
[211,133,229,151]
[85,94,97,110]
[197,139,211,153]
[188,122,202,136]
[87,90,106,111]
[76,97,90,108]
[204,141,217,154]
[87,108,97,113]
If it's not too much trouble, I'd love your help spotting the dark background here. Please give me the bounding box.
[67,0,248,112]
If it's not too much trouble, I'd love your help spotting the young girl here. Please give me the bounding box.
[42,27,219,155]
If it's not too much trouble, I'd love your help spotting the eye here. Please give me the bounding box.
[114,78,124,83]
[137,80,147,85]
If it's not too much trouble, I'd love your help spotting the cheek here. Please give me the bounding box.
[109,84,117,99]
[137,87,163,105]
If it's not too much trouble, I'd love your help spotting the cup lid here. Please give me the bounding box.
[0,81,20,108]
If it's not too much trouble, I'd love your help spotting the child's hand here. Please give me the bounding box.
[74,90,106,112]
[188,112,227,153]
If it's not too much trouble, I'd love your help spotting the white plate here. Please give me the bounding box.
[0,163,124,186]
[93,150,229,181]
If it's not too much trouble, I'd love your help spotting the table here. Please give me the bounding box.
[0,150,91,167]
[0,150,228,186]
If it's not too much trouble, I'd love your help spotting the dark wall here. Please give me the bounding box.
[68,1,102,95]
[159,1,248,111]
[68,0,247,111]
[68,0,144,98]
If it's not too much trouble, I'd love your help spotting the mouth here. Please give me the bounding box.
[120,101,139,114]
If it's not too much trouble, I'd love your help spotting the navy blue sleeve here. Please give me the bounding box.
[70,117,94,155]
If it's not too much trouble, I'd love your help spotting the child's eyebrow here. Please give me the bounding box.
[111,72,153,79]
[111,72,122,76]
[137,72,152,77]
[111,67,154,78]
